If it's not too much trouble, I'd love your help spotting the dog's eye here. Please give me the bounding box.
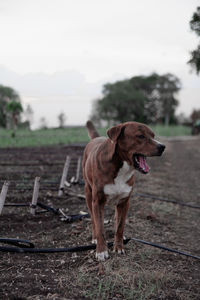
[137,135,145,139]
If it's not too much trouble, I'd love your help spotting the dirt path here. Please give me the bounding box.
[0,138,200,300]
[134,137,200,253]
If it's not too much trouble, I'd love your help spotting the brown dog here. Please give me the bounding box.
[82,120,165,261]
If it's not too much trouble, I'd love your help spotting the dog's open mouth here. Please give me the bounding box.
[133,154,150,174]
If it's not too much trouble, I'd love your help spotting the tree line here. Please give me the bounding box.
[0,84,67,133]
[91,73,181,126]
[91,6,200,127]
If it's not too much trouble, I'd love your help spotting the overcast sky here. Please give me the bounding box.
[0,0,199,128]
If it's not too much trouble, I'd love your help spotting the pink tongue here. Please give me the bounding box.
[139,156,149,173]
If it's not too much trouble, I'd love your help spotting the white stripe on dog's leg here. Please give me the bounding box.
[96,251,109,261]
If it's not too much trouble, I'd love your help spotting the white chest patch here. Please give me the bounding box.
[104,161,135,205]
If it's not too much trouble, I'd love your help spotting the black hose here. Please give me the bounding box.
[0,238,34,248]
[4,203,29,207]
[129,237,200,260]
[37,202,59,215]
[0,237,199,260]
[135,192,200,209]
[0,238,116,253]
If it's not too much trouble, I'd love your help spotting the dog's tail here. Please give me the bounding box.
[86,120,99,139]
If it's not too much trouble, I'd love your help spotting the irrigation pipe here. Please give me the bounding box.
[4,191,200,210]
[4,201,89,221]
[128,238,200,261]
[65,190,200,210]
[135,192,200,209]
[0,237,199,261]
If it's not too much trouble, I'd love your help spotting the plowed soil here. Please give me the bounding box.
[0,137,200,300]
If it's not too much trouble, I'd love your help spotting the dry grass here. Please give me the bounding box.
[77,254,175,300]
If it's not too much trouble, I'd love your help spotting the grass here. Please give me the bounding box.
[149,124,191,137]
[77,256,172,300]
[0,125,191,148]
[0,127,89,148]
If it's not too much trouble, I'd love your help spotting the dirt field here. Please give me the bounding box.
[0,137,200,300]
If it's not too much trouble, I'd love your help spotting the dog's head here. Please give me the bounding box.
[107,122,165,174]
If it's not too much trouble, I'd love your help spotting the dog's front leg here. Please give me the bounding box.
[85,183,96,243]
[114,198,130,254]
[92,195,108,261]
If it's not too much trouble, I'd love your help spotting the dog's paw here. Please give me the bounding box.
[96,250,109,261]
[117,248,125,255]
[113,245,125,254]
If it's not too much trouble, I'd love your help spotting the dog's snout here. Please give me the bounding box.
[157,143,165,154]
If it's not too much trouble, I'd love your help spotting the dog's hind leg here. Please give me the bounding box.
[114,199,130,254]
[85,183,96,243]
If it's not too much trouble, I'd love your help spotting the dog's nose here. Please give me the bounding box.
[157,143,165,154]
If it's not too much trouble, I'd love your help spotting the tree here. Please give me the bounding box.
[190,109,200,124]
[90,100,103,127]
[0,85,20,127]
[39,117,48,129]
[153,73,180,126]
[131,73,180,125]
[92,79,148,126]
[91,73,180,126]
[23,104,34,128]
[6,101,23,137]
[107,80,147,122]
[188,7,200,74]
[58,112,66,128]
[130,73,162,124]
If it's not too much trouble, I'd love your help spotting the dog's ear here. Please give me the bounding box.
[107,124,124,143]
